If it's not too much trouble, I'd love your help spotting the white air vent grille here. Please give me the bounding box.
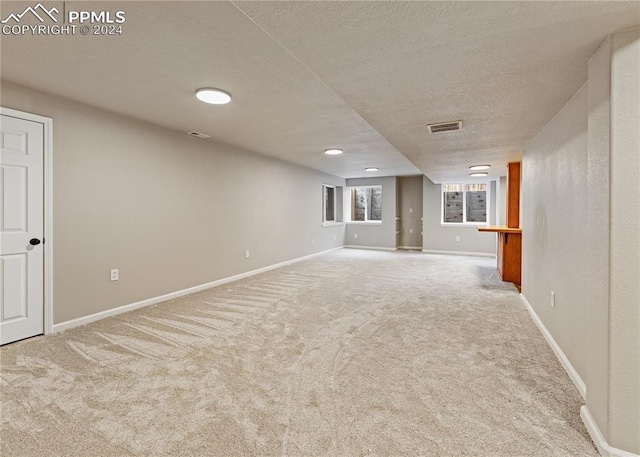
[427,120,462,134]
[187,131,210,139]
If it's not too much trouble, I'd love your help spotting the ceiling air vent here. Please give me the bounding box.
[427,120,462,134]
[187,131,210,139]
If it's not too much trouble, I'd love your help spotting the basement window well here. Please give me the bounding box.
[441,183,489,225]
[346,185,382,224]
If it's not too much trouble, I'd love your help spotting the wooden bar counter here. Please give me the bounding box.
[478,225,522,285]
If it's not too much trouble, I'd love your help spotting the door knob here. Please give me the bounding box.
[29,238,41,246]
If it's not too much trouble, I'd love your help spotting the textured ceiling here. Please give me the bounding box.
[234,1,640,182]
[0,1,420,179]
[1,1,638,182]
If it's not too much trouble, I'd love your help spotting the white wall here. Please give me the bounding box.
[1,81,345,325]
[344,176,397,249]
[422,176,497,255]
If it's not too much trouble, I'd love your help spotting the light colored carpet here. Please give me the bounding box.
[1,249,597,456]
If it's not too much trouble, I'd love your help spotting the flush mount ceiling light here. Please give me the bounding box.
[469,165,491,171]
[365,167,379,172]
[470,172,488,177]
[195,88,232,105]
[324,148,344,155]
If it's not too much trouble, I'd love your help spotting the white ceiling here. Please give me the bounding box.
[1,1,638,182]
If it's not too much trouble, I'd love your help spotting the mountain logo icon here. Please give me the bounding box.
[1,3,59,24]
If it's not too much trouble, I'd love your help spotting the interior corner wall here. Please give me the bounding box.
[608,27,640,454]
[397,176,423,248]
[585,34,612,445]
[1,80,346,325]
[422,176,496,254]
[521,82,589,388]
[344,176,397,249]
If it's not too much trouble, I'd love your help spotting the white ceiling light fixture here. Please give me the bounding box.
[186,131,210,139]
[324,148,343,155]
[469,165,491,171]
[470,172,488,177]
[195,88,232,105]
[365,167,379,172]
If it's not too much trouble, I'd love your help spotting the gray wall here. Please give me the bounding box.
[397,176,423,248]
[498,176,507,226]
[1,81,345,325]
[607,28,639,453]
[522,83,589,384]
[344,176,397,249]
[422,176,497,255]
[523,27,639,454]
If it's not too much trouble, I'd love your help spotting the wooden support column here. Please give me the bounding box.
[478,161,522,285]
[506,162,521,228]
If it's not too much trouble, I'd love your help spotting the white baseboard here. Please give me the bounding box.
[52,246,343,333]
[397,246,423,250]
[422,249,496,258]
[519,294,587,400]
[581,406,639,457]
[344,245,397,251]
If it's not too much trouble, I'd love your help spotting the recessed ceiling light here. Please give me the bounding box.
[470,172,488,177]
[365,167,379,172]
[469,165,491,171]
[195,88,232,105]
[324,148,343,155]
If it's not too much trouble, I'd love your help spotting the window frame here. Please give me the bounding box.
[346,185,383,224]
[440,181,491,226]
[322,184,337,225]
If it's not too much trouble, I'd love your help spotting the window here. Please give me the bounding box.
[322,185,336,223]
[348,185,382,222]
[442,183,488,225]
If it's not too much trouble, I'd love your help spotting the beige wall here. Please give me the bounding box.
[397,176,423,248]
[523,27,639,454]
[344,176,397,249]
[586,34,612,445]
[1,81,345,325]
[608,27,639,453]
[422,177,497,254]
[521,83,589,383]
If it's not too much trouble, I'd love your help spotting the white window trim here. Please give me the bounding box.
[440,181,491,227]
[322,184,337,224]
[322,221,344,227]
[346,185,383,223]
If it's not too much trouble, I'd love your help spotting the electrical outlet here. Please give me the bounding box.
[456,236,460,242]
[245,250,250,259]
[110,269,119,282]
[409,228,414,234]
[333,234,337,241]
[409,208,413,214]
[312,239,315,245]
[550,291,555,307]
[354,233,358,239]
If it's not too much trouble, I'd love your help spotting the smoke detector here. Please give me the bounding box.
[187,131,210,139]
[427,120,462,134]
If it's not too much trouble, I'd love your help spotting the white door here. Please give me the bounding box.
[0,114,44,345]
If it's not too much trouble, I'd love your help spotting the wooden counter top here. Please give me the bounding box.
[477,225,522,234]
